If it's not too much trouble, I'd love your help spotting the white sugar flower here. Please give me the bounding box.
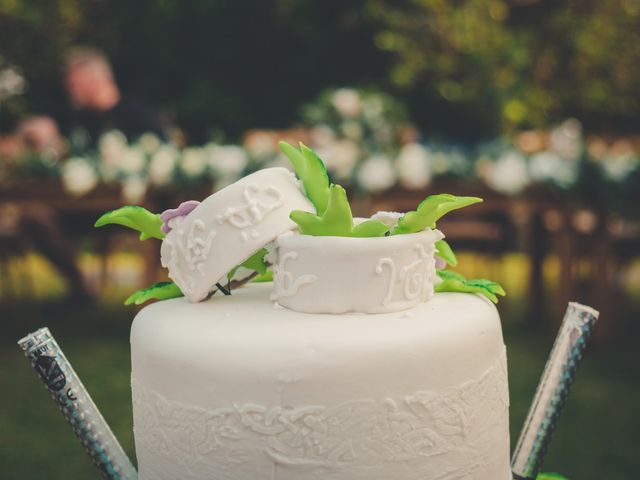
[121,176,148,203]
[208,145,247,177]
[395,143,432,190]
[149,145,178,186]
[357,155,396,192]
[62,157,98,197]
[181,147,208,178]
[331,88,362,118]
[486,151,530,195]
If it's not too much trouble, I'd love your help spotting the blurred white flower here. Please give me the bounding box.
[395,143,432,190]
[0,65,25,101]
[362,97,384,121]
[149,145,178,186]
[331,88,362,118]
[486,151,530,195]
[431,152,450,175]
[550,118,583,160]
[121,176,148,203]
[244,131,277,157]
[601,154,638,182]
[341,120,363,141]
[119,147,147,175]
[137,133,162,154]
[208,145,247,177]
[318,139,360,179]
[357,155,396,192]
[181,147,208,178]
[98,130,127,179]
[529,151,577,187]
[309,125,336,147]
[62,157,98,197]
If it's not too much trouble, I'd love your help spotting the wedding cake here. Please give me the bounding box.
[97,141,509,479]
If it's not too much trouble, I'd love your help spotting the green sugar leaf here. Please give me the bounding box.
[435,269,506,303]
[124,281,183,305]
[279,141,330,215]
[95,206,165,241]
[227,248,269,281]
[252,269,273,282]
[290,184,388,237]
[435,239,457,266]
[392,194,482,235]
[537,474,569,480]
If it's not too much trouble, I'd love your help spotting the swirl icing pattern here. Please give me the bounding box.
[132,350,508,480]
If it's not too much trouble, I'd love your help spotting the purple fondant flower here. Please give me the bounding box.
[160,200,200,234]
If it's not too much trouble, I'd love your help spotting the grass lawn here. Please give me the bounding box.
[1,254,639,479]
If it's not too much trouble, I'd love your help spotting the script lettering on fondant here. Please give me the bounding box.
[273,251,317,299]
[376,243,436,308]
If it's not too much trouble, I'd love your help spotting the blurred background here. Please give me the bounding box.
[1,1,639,478]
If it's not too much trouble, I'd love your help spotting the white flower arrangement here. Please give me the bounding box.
[61,157,98,197]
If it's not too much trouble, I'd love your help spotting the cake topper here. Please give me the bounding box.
[95,141,505,305]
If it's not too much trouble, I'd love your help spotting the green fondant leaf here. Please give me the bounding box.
[392,194,482,235]
[124,281,183,305]
[95,206,165,241]
[227,248,269,281]
[290,184,388,237]
[435,269,506,303]
[279,141,330,215]
[537,474,569,480]
[435,239,457,266]
[252,269,273,282]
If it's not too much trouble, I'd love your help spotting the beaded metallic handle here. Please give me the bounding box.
[18,328,138,480]
[511,302,599,479]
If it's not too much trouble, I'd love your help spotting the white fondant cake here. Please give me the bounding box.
[130,283,510,479]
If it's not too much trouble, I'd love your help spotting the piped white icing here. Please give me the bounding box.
[160,168,313,302]
[273,229,444,314]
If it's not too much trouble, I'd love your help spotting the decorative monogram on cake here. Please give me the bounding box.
[132,351,508,479]
[272,251,317,299]
[216,184,284,242]
[162,218,217,289]
[375,243,437,308]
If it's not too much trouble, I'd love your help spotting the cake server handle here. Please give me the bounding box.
[511,302,599,479]
[18,327,138,480]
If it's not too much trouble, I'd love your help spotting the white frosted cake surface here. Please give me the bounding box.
[131,283,510,480]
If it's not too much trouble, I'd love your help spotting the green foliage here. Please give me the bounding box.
[435,239,457,266]
[392,194,482,235]
[94,206,165,241]
[124,281,183,306]
[537,474,569,480]
[252,270,274,282]
[290,184,389,237]
[435,269,506,304]
[279,141,331,215]
[227,248,269,281]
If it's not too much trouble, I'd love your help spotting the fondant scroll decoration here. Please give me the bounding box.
[273,251,317,298]
[217,184,284,229]
[163,217,217,291]
[132,351,508,475]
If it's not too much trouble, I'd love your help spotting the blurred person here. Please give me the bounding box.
[62,47,167,145]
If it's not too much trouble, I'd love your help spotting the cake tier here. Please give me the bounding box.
[131,283,510,480]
